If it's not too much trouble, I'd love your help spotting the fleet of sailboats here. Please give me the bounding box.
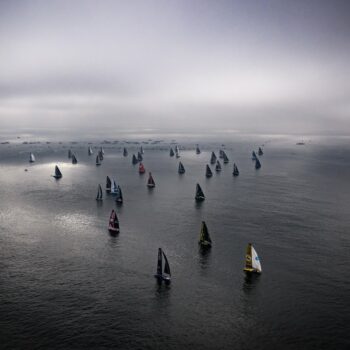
[243,243,262,274]
[154,248,171,284]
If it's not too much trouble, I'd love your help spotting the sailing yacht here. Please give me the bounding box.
[88,146,93,156]
[198,221,212,248]
[96,184,103,200]
[147,172,155,188]
[106,176,112,192]
[116,186,123,204]
[233,163,239,176]
[243,243,262,274]
[219,149,224,158]
[140,146,144,154]
[210,152,217,164]
[255,157,261,169]
[53,165,62,179]
[123,147,128,157]
[68,149,72,159]
[132,154,138,165]
[170,148,175,157]
[137,151,143,162]
[223,151,229,164]
[195,183,205,201]
[29,153,35,163]
[110,180,118,194]
[215,160,222,172]
[139,163,146,174]
[178,161,185,174]
[196,145,201,154]
[258,147,263,156]
[71,154,78,164]
[98,150,104,161]
[252,151,257,161]
[108,209,120,233]
[154,248,171,284]
[205,164,213,178]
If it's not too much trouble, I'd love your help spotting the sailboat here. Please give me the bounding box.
[243,243,262,274]
[139,162,146,174]
[169,148,175,157]
[116,185,123,204]
[132,154,138,164]
[137,151,143,162]
[210,152,217,164]
[98,150,104,161]
[110,180,118,194]
[223,151,229,164]
[178,161,185,174]
[147,172,155,188]
[96,155,101,166]
[154,248,171,284]
[252,151,257,161]
[175,147,180,158]
[255,157,261,169]
[140,146,144,154]
[106,176,112,192]
[88,146,93,155]
[72,154,78,164]
[195,183,205,201]
[215,160,222,172]
[96,184,103,200]
[258,147,263,156]
[196,145,201,154]
[100,147,105,155]
[53,165,62,179]
[205,164,213,178]
[123,147,128,157]
[29,153,35,163]
[108,209,120,234]
[198,221,212,248]
[68,149,72,159]
[233,163,239,176]
[219,149,224,158]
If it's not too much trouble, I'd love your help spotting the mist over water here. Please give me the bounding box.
[1,133,349,349]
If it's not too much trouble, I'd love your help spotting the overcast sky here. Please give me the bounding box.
[0,0,349,135]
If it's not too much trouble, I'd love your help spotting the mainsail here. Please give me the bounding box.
[206,164,213,178]
[199,221,212,247]
[210,152,217,164]
[195,183,205,201]
[155,248,171,283]
[178,161,185,174]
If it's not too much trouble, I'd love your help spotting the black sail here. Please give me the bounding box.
[132,154,138,164]
[255,157,261,169]
[206,164,213,177]
[170,148,175,157]
[215,160,222,172]
[178,161,185,174]
[55,166,62,177]
[210,152,217,164]
[123,147,128,157]
[157,248,163,276]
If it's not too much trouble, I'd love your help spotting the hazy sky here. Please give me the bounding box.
[0,0,349,135]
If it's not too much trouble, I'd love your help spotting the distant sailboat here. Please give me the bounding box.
[219,149,224,158]
[88,146,93,156]
[233,163,239,176]
[139,162,146,174]
[243,243,262,274]
[132,154,138,165]
[147,172,155,188]
[106,176,112,192]
[98,150,104,161]
[116,185,123,204]
[175,146,180,158]
[258,147,263,156]
[96,155,101,166]
[68,149,72,159]
[205,164,213,178]
[252,151,257,161]
[137,151,143,162]
[223,151,229,164]
[53,165,62,179]
[170,148,175,157]
[100,147,105,155]
[255,157,261,169]
[195,183,205,201]
[140,146,144,154]
[196,145,201,154]
[29,153,35,163]
[154,248,171,284]
[96,184,103,200]
[215,160,222,172]
[198,221,212,248]
[210,152,217,164]
[72,154,78,164]
[108,209,120,234]
[123,147,128,157]
[178,161,185,174]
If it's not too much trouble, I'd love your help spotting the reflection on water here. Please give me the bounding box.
[242,273,261,294]
[198,246,212,271]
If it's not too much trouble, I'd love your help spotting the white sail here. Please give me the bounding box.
[251,246,262,272]
[110,179,118,194]
[29,153,35,162]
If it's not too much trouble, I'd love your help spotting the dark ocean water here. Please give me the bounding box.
[0,135,349,349]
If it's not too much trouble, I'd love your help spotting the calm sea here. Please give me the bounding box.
[0,134,349,349]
